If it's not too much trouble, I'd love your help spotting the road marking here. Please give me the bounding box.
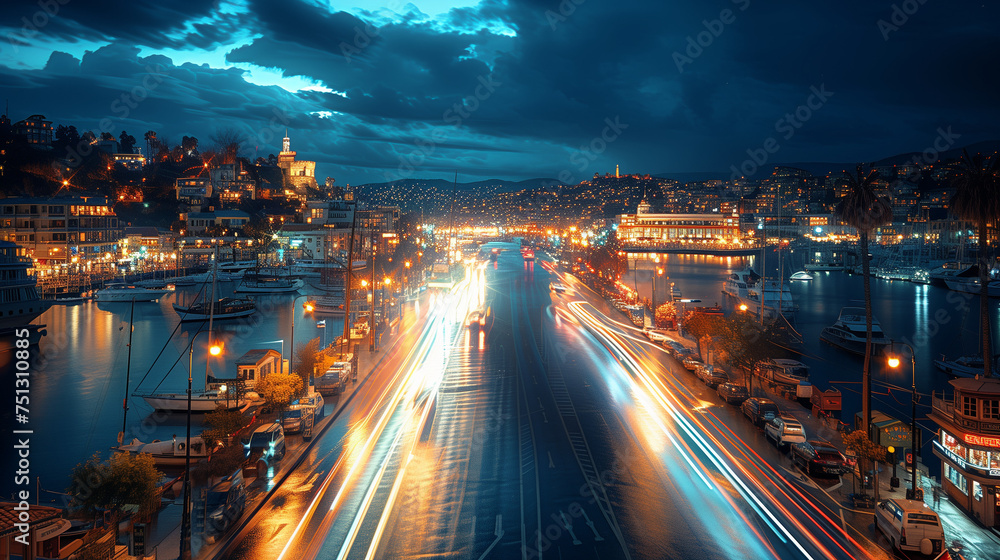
[542,411,548,424]
[548,451,555,469]
[561,511,582,545]
[839,509,846,531]
[477,515,504,560]
[581,509,604,541]
[826,476,843,493]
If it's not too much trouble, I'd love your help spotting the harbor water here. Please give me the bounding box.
[0,281,344,503]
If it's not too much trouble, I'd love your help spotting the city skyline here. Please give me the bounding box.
[1,1,997,186]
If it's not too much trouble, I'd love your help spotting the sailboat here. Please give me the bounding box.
[173,262,257,321]
[136,248,249,412]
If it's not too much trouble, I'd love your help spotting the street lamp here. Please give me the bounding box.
[887,340,919,500]
[383,277,391,324]
[362,279,373,351]
[180,330,221,560]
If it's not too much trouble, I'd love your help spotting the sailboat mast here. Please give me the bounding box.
[204,246,218,391]
[341,203,358,357]
[121,298,135,440]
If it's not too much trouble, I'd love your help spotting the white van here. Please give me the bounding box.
[875,498,945,556]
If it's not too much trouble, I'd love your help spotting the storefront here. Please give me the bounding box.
[929,378,1000,529]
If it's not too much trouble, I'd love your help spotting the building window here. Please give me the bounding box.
[973,481,982,502]
[984,399,1000,420]
[969,448,989,468]
[963,395,978,417]
[942,431,966,460]
[945,464,967,494]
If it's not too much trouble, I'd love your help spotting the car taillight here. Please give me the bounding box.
[900,527,906,545]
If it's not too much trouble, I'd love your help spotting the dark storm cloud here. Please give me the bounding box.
[0,0,231,49]
[1,0,998,184]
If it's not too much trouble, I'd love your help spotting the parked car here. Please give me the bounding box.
[282,404,308,434]
[244,422,285,461]
[206,471,247,534]
[790,440,845,476]
[663,341,685,357]
[295,393,325,421]
[316,362,350,395]
[717,383,749,404]
[682,356,702,371]
[764,415,807,449]
[741,397,780,428]
[875,498,946,556]
[646,330,671,343]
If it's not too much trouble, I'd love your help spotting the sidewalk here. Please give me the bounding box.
[756,381,1000,559]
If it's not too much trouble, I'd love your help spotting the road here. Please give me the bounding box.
[219,244,890,560]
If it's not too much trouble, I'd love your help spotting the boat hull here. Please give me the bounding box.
[172,304,257,322]
[93,289,168,302]
[140,394,247,411]
[234,279,304,294]
[819,328,891,355]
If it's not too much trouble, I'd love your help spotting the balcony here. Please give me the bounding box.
[932,392,1000,435]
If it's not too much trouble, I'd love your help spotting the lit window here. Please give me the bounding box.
[963,396,978,417]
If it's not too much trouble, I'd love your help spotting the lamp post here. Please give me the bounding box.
[383,277,392,326]
[887,340,918,500]
[652,267,663,320]
[289,294,313,376]
[362,279,373,351]
[180,331,221,560]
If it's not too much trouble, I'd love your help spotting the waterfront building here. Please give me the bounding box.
[181,210,250,235]
[235,348,284,390]
[113,152,146,171]
[929,377,1000,529]
[275,225,352,261]
[617,201,746,248]
[304,198,356,228]
[0,195,120,270]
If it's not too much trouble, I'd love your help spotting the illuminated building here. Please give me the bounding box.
[929,377,1000,528]
[0,195,119,267]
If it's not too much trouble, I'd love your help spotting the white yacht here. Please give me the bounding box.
[0,241,50,329]
[114,436,214,466]
[722,268,758,298]
[93,283,170,302]
[944,277,1000,297]
[819,307,891,355]
[141,388,246,412]
[789,271,814,281]
[744,280,796,319]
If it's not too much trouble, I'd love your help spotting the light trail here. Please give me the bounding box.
[566,300,877,560]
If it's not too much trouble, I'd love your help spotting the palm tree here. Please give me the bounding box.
[949,150,1000,378]
[143,130,157,159]
[836,164,893,435]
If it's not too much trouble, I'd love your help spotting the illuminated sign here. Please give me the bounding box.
[935,441,1000,478]
[964,434,1000,448]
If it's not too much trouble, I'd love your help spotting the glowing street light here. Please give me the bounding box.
[886,341,919,499]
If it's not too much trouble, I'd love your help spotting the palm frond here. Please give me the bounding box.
[835,163,893,233]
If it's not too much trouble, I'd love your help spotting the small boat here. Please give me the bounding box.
[803,262,843,271]
[173,297,257,322]
[45,295,89,304]
[911,269,931,284]
[93,283,169,302]
[141,388,247,412]
[755,358,810,386]
[933,355,998,378]
[820,307,891,355]
[928,262,974,287]
[115,436,215,466]
[944,277,1000,297]
[312,295,346,315]
[789,271,814,281]
[722,268,759,298]
[218,260,257,274]
[235,273,304,294]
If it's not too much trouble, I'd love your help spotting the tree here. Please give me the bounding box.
[182,135,199,156]
[655,302,676,329]
[201,406,248,449]
[683,311,725,360]
[118,130,136,153]
[294,337,321,388]
[836,164,892,436]
[255,371,303,415]
[949,150,1000,378]
[716,311,782,395]
[843,429,887,501]
[143,130,158,157]
[211,127,244,165]
[67,452,163,517]
[99,131,115,142]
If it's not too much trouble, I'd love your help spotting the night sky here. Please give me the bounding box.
[1,0,997,186]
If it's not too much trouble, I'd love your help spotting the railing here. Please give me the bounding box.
[932,392,954,417]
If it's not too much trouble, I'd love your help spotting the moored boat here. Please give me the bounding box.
[755,358,810,386]
[819,306,891,355]
[789,271,814,281]
[933,354,998,378]
[92,283,170,302]
[234,273,304,294]
[173,297,257,322]
[115,436,215,466]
